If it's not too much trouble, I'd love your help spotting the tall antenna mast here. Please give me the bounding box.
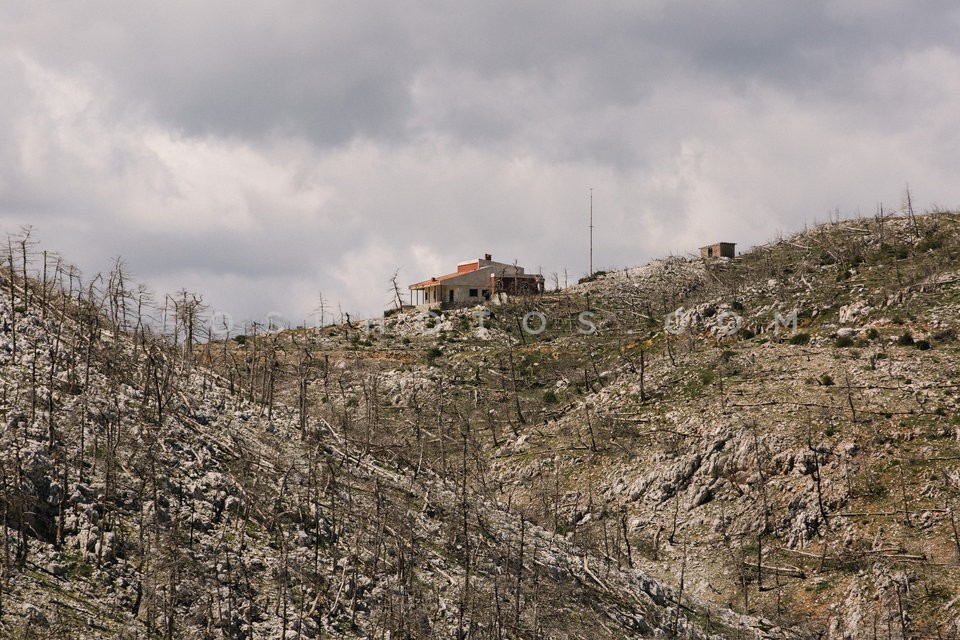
[589,188,594,277]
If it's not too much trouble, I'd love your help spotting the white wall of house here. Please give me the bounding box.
[410,260,537,306]
[416,283,491,305]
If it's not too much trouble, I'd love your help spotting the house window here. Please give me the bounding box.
[482,289,490,300]
[469,288,478,297]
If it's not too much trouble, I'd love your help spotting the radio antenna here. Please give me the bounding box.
[589,188,594,277]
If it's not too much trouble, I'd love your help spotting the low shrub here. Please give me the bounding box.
[835,335,854,348]
[932,328,956,342]
[577,270,608,284]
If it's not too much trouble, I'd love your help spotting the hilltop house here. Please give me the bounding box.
[409,254,544,307]
[700,242,736,259]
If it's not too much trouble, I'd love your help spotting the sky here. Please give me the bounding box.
[2,1,959,329]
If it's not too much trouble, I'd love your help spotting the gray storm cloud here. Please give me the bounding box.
[2,1,959,324]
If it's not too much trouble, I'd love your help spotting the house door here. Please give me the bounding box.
[448,290,454,303]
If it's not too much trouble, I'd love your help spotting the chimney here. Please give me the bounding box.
[484,253,492,261]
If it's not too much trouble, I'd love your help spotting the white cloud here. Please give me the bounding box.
[2,1,960,325]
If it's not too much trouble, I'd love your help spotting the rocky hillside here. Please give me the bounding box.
[3,208,960,639]
[0,255,796,634]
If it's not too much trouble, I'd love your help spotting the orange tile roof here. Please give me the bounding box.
[409,270,479,289]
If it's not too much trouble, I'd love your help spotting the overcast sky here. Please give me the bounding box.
[2,1,959,327]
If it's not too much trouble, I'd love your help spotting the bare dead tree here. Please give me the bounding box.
[293,339,312,438]
[948,502,960,562]
[904,184,920,239]
[897,461,912,528]
[173,290,205,361]
[806,423,830,531]
[389,269,404,310]
[17,226,36,309]
[514,516,525,632]
[6,236,19,360]
[314,290,328,327]
[844,370,858,423]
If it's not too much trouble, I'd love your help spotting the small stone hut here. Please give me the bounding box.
[700,242,736,259]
